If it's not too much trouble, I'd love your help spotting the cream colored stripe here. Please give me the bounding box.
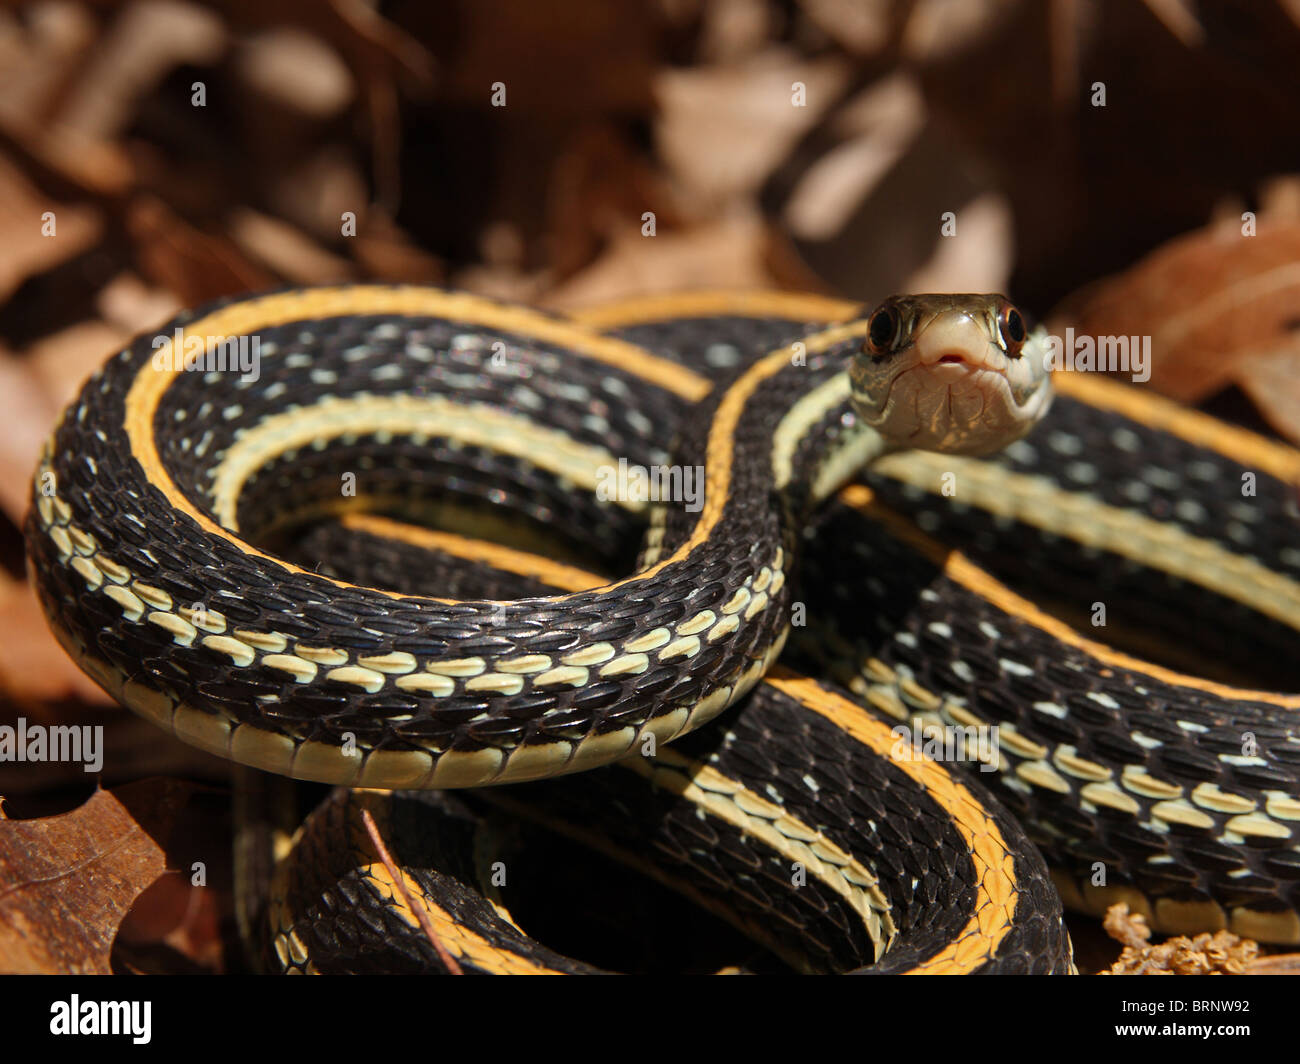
[209,394,631,530]
[1054,371,1300,483]
[766,672,1019,974]
[873,450,1300,633]
[838,483,1300,707]
[768,369,890,501]
[621,748,896,956]
[770,372,851,490]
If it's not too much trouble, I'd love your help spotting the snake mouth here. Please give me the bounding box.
[898,355,1009,395]
[915,335,1004,375]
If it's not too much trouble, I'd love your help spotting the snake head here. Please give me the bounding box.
[848,294,1052,456]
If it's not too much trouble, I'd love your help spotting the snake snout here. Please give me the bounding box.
[913,313,990,370]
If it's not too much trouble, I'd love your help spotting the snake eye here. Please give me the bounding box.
[865,303,900,356]
[999,303,1027,356]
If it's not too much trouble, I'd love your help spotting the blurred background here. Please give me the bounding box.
[2,0,1299,973]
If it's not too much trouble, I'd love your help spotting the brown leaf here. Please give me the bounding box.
[656,50,851,209]
[0,151,102,304]
[23,319,130,424]
[0,577,108,706]
[0,779,193,974]
[50,3,226,142]
[217,0,434,207]
[115,871,225,974]
[1054,220,1300,409]
[95,272,183,339]
[1233,347,1300,445]
[541,211,776,311]
[0,350,60,527]
[1245,953,1300,974]
[546,125,678,280]
[227,207,356,285]
[349,211,445,285]
[127,196,275,306]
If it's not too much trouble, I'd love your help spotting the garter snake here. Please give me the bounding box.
[23,286,1300,972]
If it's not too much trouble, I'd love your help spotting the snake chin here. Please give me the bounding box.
[862,361,1050,456]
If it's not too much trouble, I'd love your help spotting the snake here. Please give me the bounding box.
[23,286,1300,973]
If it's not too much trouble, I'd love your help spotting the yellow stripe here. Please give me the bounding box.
[765,670,1019,974]
[568,289,862,330]
[342,514,607,592]
[358,859,564,974]
[873,448,1300,634]
[838,483,1300,709]
[271,792,566,975]
[1054,371,1300,483]
[479,784,830,973]
[622,749,895,957]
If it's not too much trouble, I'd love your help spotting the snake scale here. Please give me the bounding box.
[24,286,1300,973]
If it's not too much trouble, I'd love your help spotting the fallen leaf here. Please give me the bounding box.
[127,196,275,306]
[1053,220,1300,407]
[541,209,776,311]
[23,319,130,422]
[51,2,226,142]
[1236,348,1300,443]
[0,151,102,304]
[227,207,356,285]
[655,49,850,209]
[1245,953,1300,974]
[0,779,194,974]
[0,350,59,527]
[0,577,108,706]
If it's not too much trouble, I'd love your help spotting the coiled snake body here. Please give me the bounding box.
[25,287,1300,973]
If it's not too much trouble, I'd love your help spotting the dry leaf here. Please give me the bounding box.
[95,272,182,339]
[52,2,225,141]
[227,207,356,285]
[542,209,776,310]
[656,50,850,210]
[0,577,108,706]
[115,871,225,974]
[0,350,59,526]
[0,779,193,974]
[1054,220,1300,410]
[127,196,275,306]
[1244,953,1300,974]
[0,152,102,304]
[349,210,445,285]
[24,319,131,419]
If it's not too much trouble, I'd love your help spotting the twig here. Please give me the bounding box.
[360,805,463,975]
